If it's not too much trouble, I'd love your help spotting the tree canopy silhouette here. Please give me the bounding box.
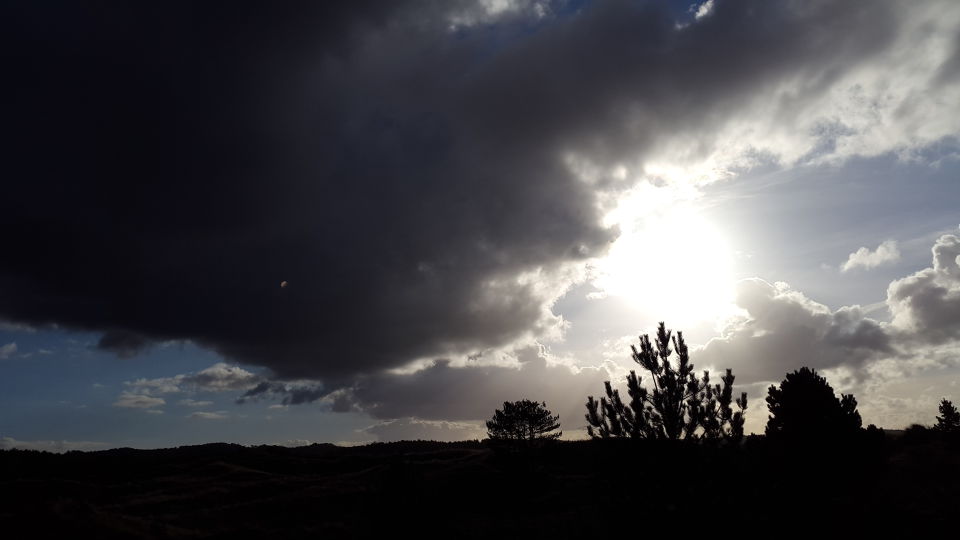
[935,398,959,433]
[585,322,747,440]
[486,399,562,441]
[765,367,861,440]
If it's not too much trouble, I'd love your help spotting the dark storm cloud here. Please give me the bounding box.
[235,345,611,432]
[97,330,152,359]
[1,1,906,379]
[328,347,612,429]
[237,381,328,406]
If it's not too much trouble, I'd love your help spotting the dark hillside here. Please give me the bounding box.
[1,435,957,537]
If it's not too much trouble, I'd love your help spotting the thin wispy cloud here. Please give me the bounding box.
[0,436,108,453]
[188,411,228,420]
[112,392,165,409]
[123,363,261,397]
[178,399,214,408]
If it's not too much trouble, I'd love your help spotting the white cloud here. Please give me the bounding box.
[695,0,715,20]
[0,342,17,359]
[188,411,228,420]
[642,0,960,184]
[178,399,213,407]
[276,439,313,447]
[123,362,261,397]
[887,233,960,343]
[125,375,183,395]
[697,279,893,384]
[363,418,487,442]
[0,436,108,453]
[841,240,901,272]
[857,393,944,429]
[113,392,165,409]
[700,232,960,387]
[446,0,546,29]
[185,362,260,391]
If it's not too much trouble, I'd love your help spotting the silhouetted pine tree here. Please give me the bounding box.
[486,399,562,441]
[585,322,746,441]
[765,367,861,440]
[935,398,960,433]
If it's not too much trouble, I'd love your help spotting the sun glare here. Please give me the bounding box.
[592,203,736,329]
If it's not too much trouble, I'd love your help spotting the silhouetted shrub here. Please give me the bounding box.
[486,399,561,442]
[863,423,886,445]
[765,367,861,442]
[901,423,933,445]
[585,322,746,440]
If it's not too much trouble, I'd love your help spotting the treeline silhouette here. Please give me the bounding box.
[491,323,958,446]
[2,323,959,537]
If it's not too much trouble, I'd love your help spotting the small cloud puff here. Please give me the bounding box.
[841,240,900,272]
[0,342,17,359]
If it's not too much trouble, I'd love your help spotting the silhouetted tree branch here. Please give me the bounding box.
[585,322,746,441]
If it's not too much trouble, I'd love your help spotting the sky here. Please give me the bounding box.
[2,0,959,450]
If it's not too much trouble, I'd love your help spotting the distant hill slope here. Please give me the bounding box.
[1,436,957,537]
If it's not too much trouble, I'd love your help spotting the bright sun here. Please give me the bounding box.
[592,203,736,329]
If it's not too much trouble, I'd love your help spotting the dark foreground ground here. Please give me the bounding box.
[2,432,958,538]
